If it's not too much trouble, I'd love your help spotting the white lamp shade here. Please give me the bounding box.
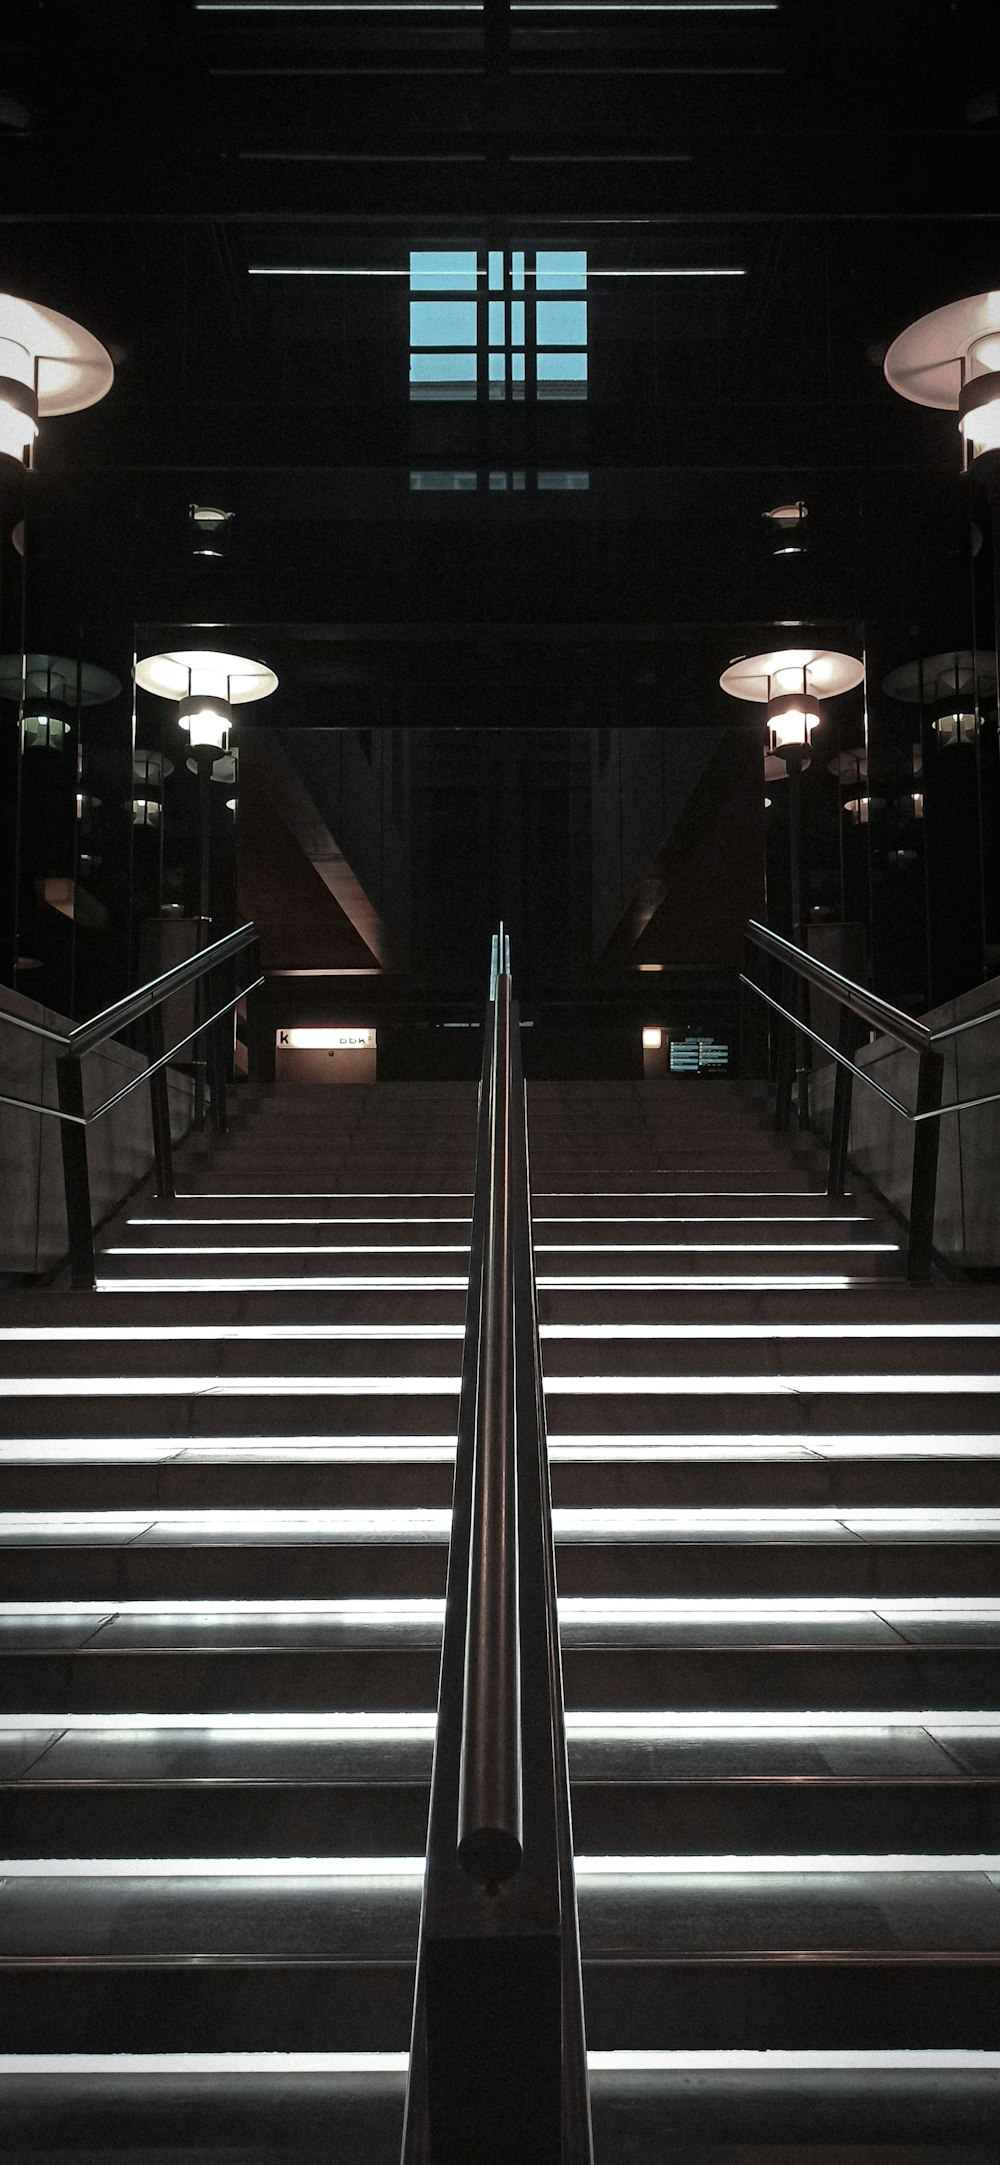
[135,648,278,706]
[0,293,114,416]
[132,798,161,829]
[720,647,864,705]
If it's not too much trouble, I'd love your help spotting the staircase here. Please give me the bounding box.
[2,1076,999,2158]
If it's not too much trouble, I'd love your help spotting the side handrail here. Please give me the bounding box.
[0,922,264,1288]
[740,918,1000,1280]
[401,927,592,2165]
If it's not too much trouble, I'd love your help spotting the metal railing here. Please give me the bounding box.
[741,917,1000,1281]
[0,922,264,1289]
[401,927,592,2165]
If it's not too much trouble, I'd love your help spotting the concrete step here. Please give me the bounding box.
[3,1515,1000,1598]
[4,1444,1000,1510]
[3,2051,999,2160]
[4,1768,1000,1861]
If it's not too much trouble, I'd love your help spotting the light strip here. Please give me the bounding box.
[533,1242,897,1254]
[249,266,746,278]
[103,1244,471,1256]
[3,1595,996,1620]
[17,1372,1000,1398]
[125,1217,473,1228]
[0,1325,467,1343]
[96,1278,470,1293]
[0,2051,995,2076]
[0,1377,461,1397]
[1,1853,997,1879]
[1,1710,998,1735]
[4,1506,999,1533]
[5,1436,997,1464]
[5,1321,997,1345]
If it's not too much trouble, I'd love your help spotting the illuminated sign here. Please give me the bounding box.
[276,1028,376,1051]
[669,1037,730,1075]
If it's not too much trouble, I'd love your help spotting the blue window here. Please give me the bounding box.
[409,248,587,401]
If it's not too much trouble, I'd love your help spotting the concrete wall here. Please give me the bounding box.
[812,972,1000,1270]
[0,983,194,1276]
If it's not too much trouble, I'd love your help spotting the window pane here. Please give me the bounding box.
[410,351,478,382]
[488,252,504,293]
[510,301,525,346]
[409,250,478,291]
[536,301,587,347]
[410,301,478,348]
[488,301,506,347]
[536,250,587,291]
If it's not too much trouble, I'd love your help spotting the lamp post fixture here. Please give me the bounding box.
[720,646,865,944]
[134,649,276,934]
[134,650,276,1123]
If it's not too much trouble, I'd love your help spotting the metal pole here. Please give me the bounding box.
[55,1054,95,1289]
[193,757,212,1129]
[907,1043,944,1283]
[457,968,523,1888]
[145,1004,175,1199]
[826,1007,856,1199]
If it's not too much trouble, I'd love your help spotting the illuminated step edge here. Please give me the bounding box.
[1,1710,998,1735]
[2,1854,1000,1878]
[4,1506,1000,1533]
[104,1244,473,1257]
[94,1277,866,1294]
[1,2051,996,2076]
[104,1248,896,1267]
[6,1322,1000,1344]
[2,1596,999,1621]
[125,1214,867,1229]
[3,1437,999,1464]
[11,1374,1000,1398]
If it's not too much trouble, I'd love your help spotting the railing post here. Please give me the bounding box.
[245,953,274,1095]
[145,1005,175,1200]
[55,1052,95,1290]
[826,1007,856,1199]
[774,967,796,1131]
[907,1043,944,1283]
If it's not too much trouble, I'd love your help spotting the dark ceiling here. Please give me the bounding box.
[1,0,997,1017]
[2,0,996,714]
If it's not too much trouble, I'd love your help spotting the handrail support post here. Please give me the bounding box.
[827,1008,856,1199]
[146,1006,175,1200]
[907,1044,944,1282]
[55,1054,95,1290]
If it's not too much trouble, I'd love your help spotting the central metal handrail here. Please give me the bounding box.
[401,927,592,2165]
[0,922,264,1288]
[741,917,1000,1280]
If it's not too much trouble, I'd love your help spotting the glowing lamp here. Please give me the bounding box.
[642,1027,662,1051]
[23,702,69,750]
[764,500,808,555]
[179,692,233,751]
[959,368,1000,456]
[885,294,1000,466]
[132,798,161,829]
[135,649,277,762]
[934,700,978,749]
[0,292,113,470]
[844,795,883,827]
[765,689,822,751]
[0,372,37,463]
